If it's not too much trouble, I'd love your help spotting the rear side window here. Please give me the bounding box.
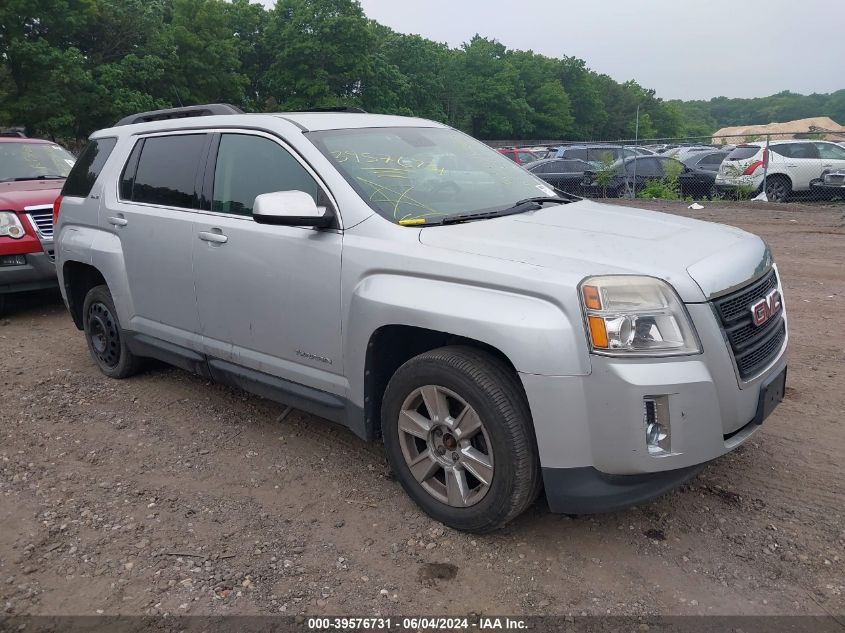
[563,148,588,160]
[62,138,117,198]
[129,134,207,208]
[726,146,760,161]
[588,148,620,163]
[698,153,727,169]
[771,143,818,159]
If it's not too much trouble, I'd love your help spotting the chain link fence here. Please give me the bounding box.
[489,130,845,204]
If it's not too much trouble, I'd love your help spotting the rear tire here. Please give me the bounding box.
[381,346,541,532]
[82,285,141,379]
[765,175,791,203]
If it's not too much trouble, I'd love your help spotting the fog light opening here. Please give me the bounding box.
[644,396,671,455]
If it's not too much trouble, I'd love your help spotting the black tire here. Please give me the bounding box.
[765,175,791,203]
[82,284,142,379]
[0,294,5,317]
[381,346,541,532]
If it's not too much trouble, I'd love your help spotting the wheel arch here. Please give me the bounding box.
[62,261,107,329]
[362,325,521,440]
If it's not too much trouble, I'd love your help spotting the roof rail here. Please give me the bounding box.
[114,103,244,127]
[292,106,367,114]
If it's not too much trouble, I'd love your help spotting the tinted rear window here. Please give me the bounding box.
[726,146,760,161]
[130,134,207,208]
[62,138,117,197]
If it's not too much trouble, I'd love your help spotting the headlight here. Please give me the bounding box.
[580,276,701,356]
[0,212,26,239]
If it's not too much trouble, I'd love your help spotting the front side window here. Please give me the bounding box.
[815,142,845,160]
[212,134,320,216]
[307,127,557,225]
[130,134,207,208]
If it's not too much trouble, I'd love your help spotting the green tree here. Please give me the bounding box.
[262,0,374,110]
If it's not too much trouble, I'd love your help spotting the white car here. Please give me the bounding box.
[714,140,845,202]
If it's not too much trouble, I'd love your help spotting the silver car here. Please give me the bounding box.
[54,105,788,532]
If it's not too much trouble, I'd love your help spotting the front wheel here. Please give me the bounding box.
[82,285,142,379]
[381,346,541,532]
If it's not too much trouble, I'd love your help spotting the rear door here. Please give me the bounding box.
[192,131,344,394]
[110,132,209,349]
[771,143,820,190]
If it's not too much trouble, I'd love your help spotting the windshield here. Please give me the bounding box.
[0,142,75,182]
[307,127,558,224]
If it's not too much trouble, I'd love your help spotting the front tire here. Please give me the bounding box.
[82,285,141,379]
[381,346,541,532]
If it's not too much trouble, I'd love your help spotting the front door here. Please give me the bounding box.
[192,132,344,395]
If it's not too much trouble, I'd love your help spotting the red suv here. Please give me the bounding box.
[0,136,76,312]
[497,147,539,165]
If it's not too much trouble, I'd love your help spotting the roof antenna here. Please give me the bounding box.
[172,85,184,107]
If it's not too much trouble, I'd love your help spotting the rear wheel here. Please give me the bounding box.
[382,346,541,532]
[82,285,141,379]
[765,175,791,203]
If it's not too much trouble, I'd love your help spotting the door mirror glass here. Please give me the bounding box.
[253,191,332,228]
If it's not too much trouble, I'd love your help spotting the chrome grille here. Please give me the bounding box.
[713,269,785,381]
[27,209,54,238]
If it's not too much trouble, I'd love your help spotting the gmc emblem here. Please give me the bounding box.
[750,289,782,327]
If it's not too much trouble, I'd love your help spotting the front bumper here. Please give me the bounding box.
[0,251,58,295]
[521,299,787,513]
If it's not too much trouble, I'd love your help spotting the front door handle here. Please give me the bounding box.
[107,216,128,227]
[198,231,228,244]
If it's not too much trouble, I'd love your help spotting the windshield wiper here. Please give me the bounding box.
[438,196,571,225]
[0,175,66,183]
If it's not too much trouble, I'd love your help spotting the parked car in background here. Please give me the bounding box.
[555,144,639,165]
[630,147,656,155]
[525,158,591,194]
[0,137,75,313]
[580,155,687,198]
[715,140,845,202]
[678,150,730,198]
[497,147,539,165]
[810,170,845,199]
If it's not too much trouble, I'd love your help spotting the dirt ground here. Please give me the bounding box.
[1,200,843,620]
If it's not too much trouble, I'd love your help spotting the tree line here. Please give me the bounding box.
[1,0,842,143]
[671,91,845,136]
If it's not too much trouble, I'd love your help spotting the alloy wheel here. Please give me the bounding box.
[397,385,494,507]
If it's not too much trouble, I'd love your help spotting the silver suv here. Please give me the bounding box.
[54,105,788,532]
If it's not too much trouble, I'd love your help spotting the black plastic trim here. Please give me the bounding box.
[125,333,210,378]
[542,463,705,514]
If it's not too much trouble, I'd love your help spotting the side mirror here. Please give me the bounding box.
[253,191,333,228]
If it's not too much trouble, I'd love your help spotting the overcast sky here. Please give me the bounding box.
[255,0,845,101]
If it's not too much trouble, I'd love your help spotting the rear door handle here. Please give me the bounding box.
[107,216,128,227]
[198,231,228,244]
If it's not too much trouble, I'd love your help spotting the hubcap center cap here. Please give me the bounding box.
[442,433,457,451]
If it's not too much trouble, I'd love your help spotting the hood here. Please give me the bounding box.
[418,199,769,302]
[0,180,64,211]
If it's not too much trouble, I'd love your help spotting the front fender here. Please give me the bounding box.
[345,273,590,409]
